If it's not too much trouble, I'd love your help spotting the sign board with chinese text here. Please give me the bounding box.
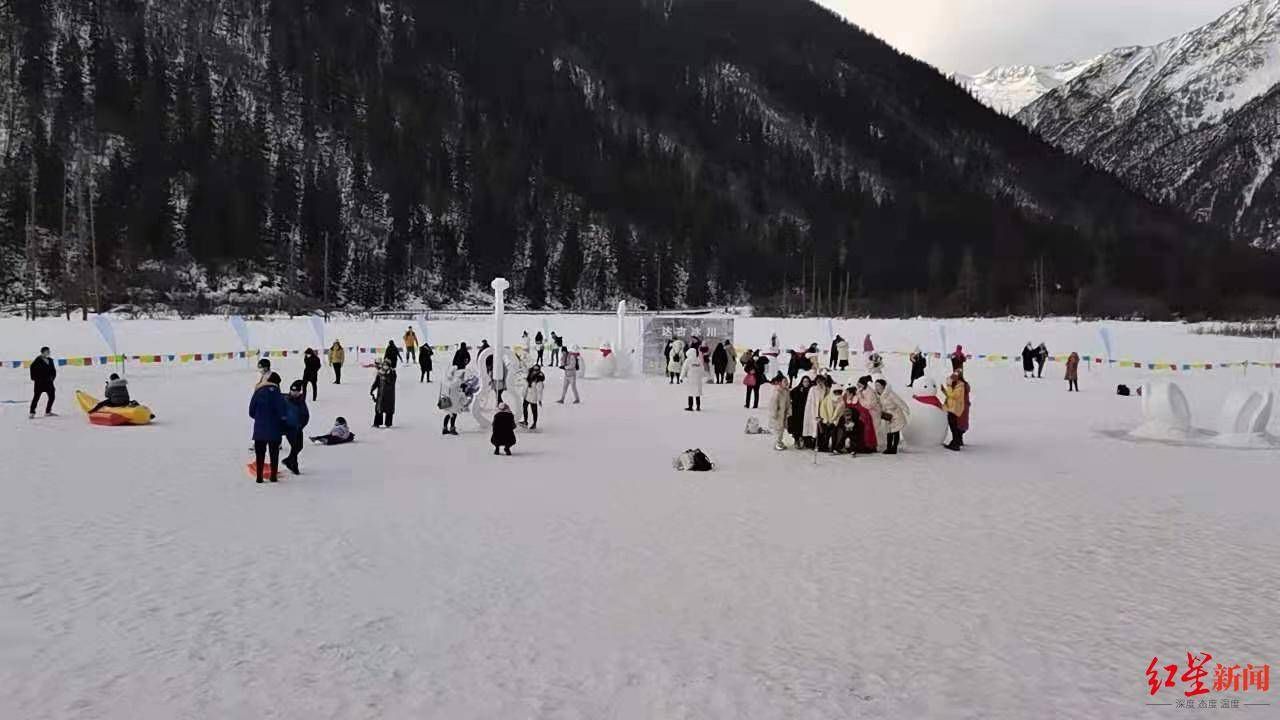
[641,316,735,375]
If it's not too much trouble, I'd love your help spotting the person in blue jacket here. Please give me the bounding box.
[282,379,311,475]
[249,372,289,483]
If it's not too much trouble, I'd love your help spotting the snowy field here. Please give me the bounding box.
[2,315,1280,719]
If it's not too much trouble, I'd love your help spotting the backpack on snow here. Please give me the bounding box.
[674,448,714,471]
[689,448,713,471]
[1116,384,1131,397]
[744,417,766,435]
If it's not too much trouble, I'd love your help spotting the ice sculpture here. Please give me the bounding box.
[1211,389,1274,447]
[1131,382,1192,440]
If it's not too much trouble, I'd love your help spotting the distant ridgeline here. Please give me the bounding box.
[3,0,1280,317]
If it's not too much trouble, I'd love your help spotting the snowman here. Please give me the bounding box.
[595,342,616,378]
[901,376,949,450]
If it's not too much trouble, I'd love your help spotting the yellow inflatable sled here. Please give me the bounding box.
[75,390,155,426]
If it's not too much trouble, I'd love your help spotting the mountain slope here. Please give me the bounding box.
[1019,0,1280,248]
[1,0,1276,315]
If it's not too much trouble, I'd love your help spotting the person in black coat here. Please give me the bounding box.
[746,354,769,409]
[788,376,812,448]
[88,373,131,413]
[829,336,841,371]
[1035,343,1049,378]
[909,349,927,387]
[419,344,433,382]
[384,341,402,368]
[283,380,311,474]
[452,342,471,370]
[302,348,322,400]
[491,402,517,455]
[711,342,729,384]
[370,363,398,428]
[534,331,545,365]
[803,343,819,374]
[1021,343,1036,379]
[28,346,57,417]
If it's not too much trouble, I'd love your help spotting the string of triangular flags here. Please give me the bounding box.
[3,344,1275,371]
[0,343,613,369]
[876,350,1275,371]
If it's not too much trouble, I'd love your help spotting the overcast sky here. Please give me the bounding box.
[818,0,1245,74]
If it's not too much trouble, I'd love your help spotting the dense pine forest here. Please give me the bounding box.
[3,0,1279,316]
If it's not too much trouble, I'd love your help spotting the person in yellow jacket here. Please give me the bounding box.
[943,371,969,451]
[403,327,419,362]
[328,341,345,384]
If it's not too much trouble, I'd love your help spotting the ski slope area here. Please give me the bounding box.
[2,317,1280,719]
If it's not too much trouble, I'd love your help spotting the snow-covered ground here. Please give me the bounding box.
[2,316,1280,718]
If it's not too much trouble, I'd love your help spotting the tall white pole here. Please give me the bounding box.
[492,278,509,389]
[616,300,627,377]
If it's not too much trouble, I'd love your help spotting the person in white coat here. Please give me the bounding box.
[521,364,546,430]
[875,378,910,454]
[667,339,685,384]
[681,347,706,411]
[558,345,582,404]
[836,337,851,370]
[769,373,792,451]
[802,374,830,448]
[856,375,885,452]
[438,368,466,435]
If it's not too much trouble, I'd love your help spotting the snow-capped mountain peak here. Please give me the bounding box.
[1015,0,1280,248]
[954,58,1099,114]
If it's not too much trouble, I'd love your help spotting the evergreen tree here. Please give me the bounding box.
[957,246,979,315]
[558,218,582,308]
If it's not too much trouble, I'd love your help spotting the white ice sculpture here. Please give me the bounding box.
[614,300,631,378]
[1132,382,1192,440]
[471,277,512,429]
[491,276,509,384]
[472,346,497,429]
[472,344,522,429]
[901,377,949,451]
[1211,389,1274,446]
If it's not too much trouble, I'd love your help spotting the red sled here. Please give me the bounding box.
[245,461,279,480]
[89,412,131,426]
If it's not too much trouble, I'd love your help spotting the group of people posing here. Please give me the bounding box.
[766,342,972,453]
[662,333,974,454]
[768,373,912,454]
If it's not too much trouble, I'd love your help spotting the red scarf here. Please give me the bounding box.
[913,394,943,410]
